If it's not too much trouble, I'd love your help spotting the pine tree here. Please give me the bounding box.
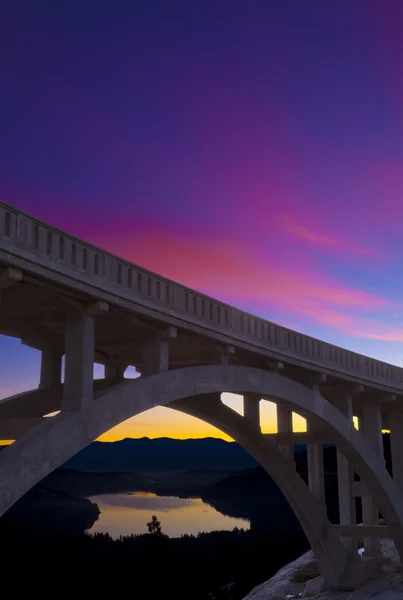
[147,515,163,536]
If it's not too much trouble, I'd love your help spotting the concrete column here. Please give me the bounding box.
[39,349,62,389]
[105,364,126,381]
[141,327,176,376]
[307,437,325,505]
[243,394,260,430]
[277,405,294,461]
[213,345,235,366]
[334,393,356,551]
[307,381,326,505]
[62,314,94,411]
[142,339,169,375]
[360,401,383,559]
[388,406,403,491]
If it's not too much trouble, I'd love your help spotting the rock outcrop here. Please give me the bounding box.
[243,539,403,599]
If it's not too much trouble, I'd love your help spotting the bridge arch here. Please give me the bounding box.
[0,365,402,588]
[168,394,352,588]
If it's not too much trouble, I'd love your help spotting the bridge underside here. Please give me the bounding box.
[0,360,403,590]
[1,266,396,397]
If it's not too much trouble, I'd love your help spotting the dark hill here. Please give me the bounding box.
[41,468,148,497]
[60,437,257,473]
[203,434,393,532]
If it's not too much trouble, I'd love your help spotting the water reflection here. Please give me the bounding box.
[88,492,250,538]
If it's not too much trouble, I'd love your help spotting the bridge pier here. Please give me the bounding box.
[39,348,62,390]
[388,406,403,491]
[359,400,384,560]
[141,326,177,375]
[307,382,326,505]
[334,393,356,552]
[105,364,126,381]
[276,405,294,461]
[61,314,95,411]
[243,394,260,430]
[307,437,325,505]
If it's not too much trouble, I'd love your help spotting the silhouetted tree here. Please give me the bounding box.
[147,515,162,536]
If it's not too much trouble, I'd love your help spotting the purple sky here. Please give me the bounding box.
[1,1,403,438]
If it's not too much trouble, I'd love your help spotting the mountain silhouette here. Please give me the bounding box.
[61,437,258,473]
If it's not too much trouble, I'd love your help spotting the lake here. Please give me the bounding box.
[87,491,250,538]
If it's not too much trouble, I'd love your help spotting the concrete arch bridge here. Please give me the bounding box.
[1,201,403,590]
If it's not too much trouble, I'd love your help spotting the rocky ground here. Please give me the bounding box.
[244,539,403,600]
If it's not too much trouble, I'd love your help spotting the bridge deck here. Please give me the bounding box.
[0,200,402,397]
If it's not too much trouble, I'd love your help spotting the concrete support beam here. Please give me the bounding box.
[360,400,383,559]
[84,300,108,316]
[379,395,397,408]
[243,394,260,430]
[353,481,370,498]
[387,406,403,491]
[265,359,284,371]
[142,339,169,375]
[330,525,391,539]
[307,382,326,505]
[307,439,325,504]
[105,364,127,381]
[0,267,22,290]
[60,297,109,318]
[360,402,384,457]
[62,314,95,411]
[141,327,177,376]
[262,431,319,445]
[276,405,294,461]
[313,373,327,385]
[39,349,62,390]
[349,384,364,397]
[334,393,356,547]
[218,345,235,366]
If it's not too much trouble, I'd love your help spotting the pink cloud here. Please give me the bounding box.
[100,229,399,342]
[277,213,377,257]
[353,328,403,342]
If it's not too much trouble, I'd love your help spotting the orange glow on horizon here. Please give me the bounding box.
[97,396,308,441]
[0,395,309,445]
[0,395,313,446]
[1,424,392,445]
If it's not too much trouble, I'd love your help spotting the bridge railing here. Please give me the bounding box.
[1,202,402,390]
